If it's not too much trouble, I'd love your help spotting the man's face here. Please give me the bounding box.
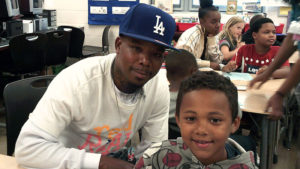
[253,23,276,47]
[114,36,165,91]
[176,89,240,165]
[200,11,221,36]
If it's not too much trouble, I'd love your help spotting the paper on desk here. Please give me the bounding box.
[223,72,253,81]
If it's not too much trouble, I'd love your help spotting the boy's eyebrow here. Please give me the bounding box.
[182,110,197,114]
[181,111,226,116]
[208,111,225,116]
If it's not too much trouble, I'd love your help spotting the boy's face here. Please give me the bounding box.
[176,89,240,165]
[253,23,276,47]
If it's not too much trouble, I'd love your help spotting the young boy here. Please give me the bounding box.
[134,71,258,169]
[165,49,198,139]
[231,18,290,78]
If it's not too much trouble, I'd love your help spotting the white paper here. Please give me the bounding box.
[173,0,180,5]
[192,0,199,6]
[112,6,130,14]
[90,6,107,14]
[155,0,173,13]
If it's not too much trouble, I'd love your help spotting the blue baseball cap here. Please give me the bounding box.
[119,3,177,51]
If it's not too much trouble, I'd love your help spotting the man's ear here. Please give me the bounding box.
[252,32,257,40]
[115,36,121,54]
[199,18,204,25]
[231,116,240,134]
[190,67,198,75]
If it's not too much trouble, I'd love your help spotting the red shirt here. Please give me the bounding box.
[231,44,289,74]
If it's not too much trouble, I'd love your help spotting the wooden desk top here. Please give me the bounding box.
[289,51,299,64]
[0,154,24,169]
[232,78,285,115]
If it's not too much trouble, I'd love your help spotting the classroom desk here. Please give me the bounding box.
[232,77,285,169]
[0,154,24,169]
[289,51,299,64]
[0,39,9,51]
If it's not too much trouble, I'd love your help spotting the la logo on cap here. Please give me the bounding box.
[153,15,165,36]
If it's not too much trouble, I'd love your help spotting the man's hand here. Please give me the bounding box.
[210,62,221,70]
[265,93,284,120]
[257,65,268,75]
[222,61,237,72]
[249,70,272,89]
[99,156,134,169]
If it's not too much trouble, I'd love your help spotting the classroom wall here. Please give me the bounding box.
[44,0,289,53]
[44,0,150,53]
[264,6,289,32]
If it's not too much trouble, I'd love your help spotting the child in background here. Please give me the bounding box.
[135,71,258,169]
[242,14,265,45]
[219,16,245,64]
[165,49,198,139]
[231,18,290,78]
[242,14,281,46]
[176,0,223,70]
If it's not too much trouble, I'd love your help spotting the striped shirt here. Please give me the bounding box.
[176,24,223,67]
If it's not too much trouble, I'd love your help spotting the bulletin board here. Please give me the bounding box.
[278,6,291,16]
[155,0,173,13]
[88,0,140,25]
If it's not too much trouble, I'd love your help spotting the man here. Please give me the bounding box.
[15,3,176,169]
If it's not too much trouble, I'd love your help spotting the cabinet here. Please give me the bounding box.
[43,10,56,28]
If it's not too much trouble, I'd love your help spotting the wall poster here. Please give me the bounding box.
[88,0,140,25]
[155,0,173,13]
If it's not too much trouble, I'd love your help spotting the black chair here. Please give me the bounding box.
[45,30,69,69]
[57,26,84,59]
[8,33,47,77]
[57,26,99,59]
[101,25,111,55]
[3,75,55,156]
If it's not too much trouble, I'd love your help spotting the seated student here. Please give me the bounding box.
[165,49,198,139]
[14,4,176,169]
[135,71,258,169]
[242,15,265,45]
[176,0,223,70]
[231,18,290,78]
[219,16,245,64]
[242,15,281,46]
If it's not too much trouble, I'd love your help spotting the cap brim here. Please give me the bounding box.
[120,32,179,51]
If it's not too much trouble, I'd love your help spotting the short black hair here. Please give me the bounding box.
[198,0,219,19]
[165,49,198,81]
[249,14,265,28]
[176,71,238,121]
[251,17,274,33]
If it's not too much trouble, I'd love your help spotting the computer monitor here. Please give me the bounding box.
[0,0,20,19]
[18,0,44,15]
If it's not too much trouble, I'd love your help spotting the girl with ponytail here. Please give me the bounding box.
[176,0,225,70]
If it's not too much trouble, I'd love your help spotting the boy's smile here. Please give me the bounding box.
[176,89,240,165]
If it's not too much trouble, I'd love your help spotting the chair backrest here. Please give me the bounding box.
[3,75,55,156]
[102,25,111,55]
[57,26,84,58]
[9,33,47,74]
[45,30,70,66]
